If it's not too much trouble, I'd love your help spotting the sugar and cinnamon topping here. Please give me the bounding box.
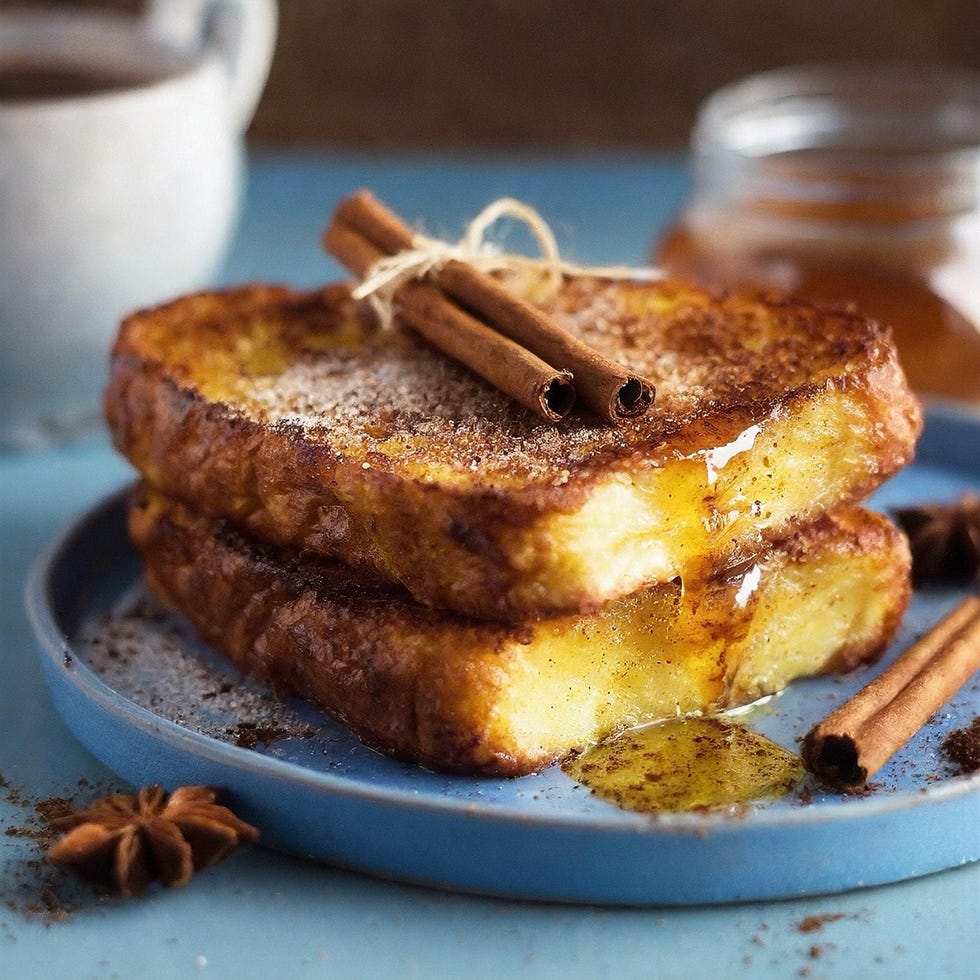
[803,596,980,790]
[47,786,258,896]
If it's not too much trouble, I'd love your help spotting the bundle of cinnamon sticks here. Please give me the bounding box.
[322,191,654,423]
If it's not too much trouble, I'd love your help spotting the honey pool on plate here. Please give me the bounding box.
[563,716,804,813]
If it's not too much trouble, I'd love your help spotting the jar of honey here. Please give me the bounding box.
[656,65,980,404]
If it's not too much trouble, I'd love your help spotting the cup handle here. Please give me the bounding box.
[146,0,277,132]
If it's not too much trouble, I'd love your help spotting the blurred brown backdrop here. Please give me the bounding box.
[15,0,980,150]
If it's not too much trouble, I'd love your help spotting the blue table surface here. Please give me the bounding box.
[2,152,978,980]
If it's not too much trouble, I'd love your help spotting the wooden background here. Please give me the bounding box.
[15,0,980,150]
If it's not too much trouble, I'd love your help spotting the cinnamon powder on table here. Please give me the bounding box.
[2,775,116,924]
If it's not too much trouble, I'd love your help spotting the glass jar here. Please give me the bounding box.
[655,64,980,404]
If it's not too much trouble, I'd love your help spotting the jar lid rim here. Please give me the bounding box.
[695,62,980,167]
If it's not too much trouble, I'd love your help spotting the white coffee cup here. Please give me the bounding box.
[0,1,277,448]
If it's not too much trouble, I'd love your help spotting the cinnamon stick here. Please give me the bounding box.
[323,221,575,422]
[329,190,655,422]
[802,595,980,790]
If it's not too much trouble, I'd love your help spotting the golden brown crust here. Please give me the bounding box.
[130,485,911,776]
[107,278,921,618]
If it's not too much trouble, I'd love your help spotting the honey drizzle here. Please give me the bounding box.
[563,716,803,814]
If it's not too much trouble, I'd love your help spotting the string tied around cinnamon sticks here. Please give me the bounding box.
[353,196,663,326]
[802,594,980,791]
[323,190,660,423]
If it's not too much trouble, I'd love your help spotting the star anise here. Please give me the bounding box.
[46,786,259,896]
[893,495,980,586]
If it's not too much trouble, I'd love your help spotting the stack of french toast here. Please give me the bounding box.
[105,269,922,776]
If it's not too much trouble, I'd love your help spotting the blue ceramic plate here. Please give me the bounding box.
[26,407,980,905]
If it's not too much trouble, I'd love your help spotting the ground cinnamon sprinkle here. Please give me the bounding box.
[942,716,980,775]
[229,721,317,750]
[796,913,848,933]
[1,774,120,924]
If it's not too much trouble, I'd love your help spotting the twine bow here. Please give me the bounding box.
[351,197,664,329]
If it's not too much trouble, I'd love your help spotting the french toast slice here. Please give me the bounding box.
[130,485,911,776]
[107,277,920,620]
